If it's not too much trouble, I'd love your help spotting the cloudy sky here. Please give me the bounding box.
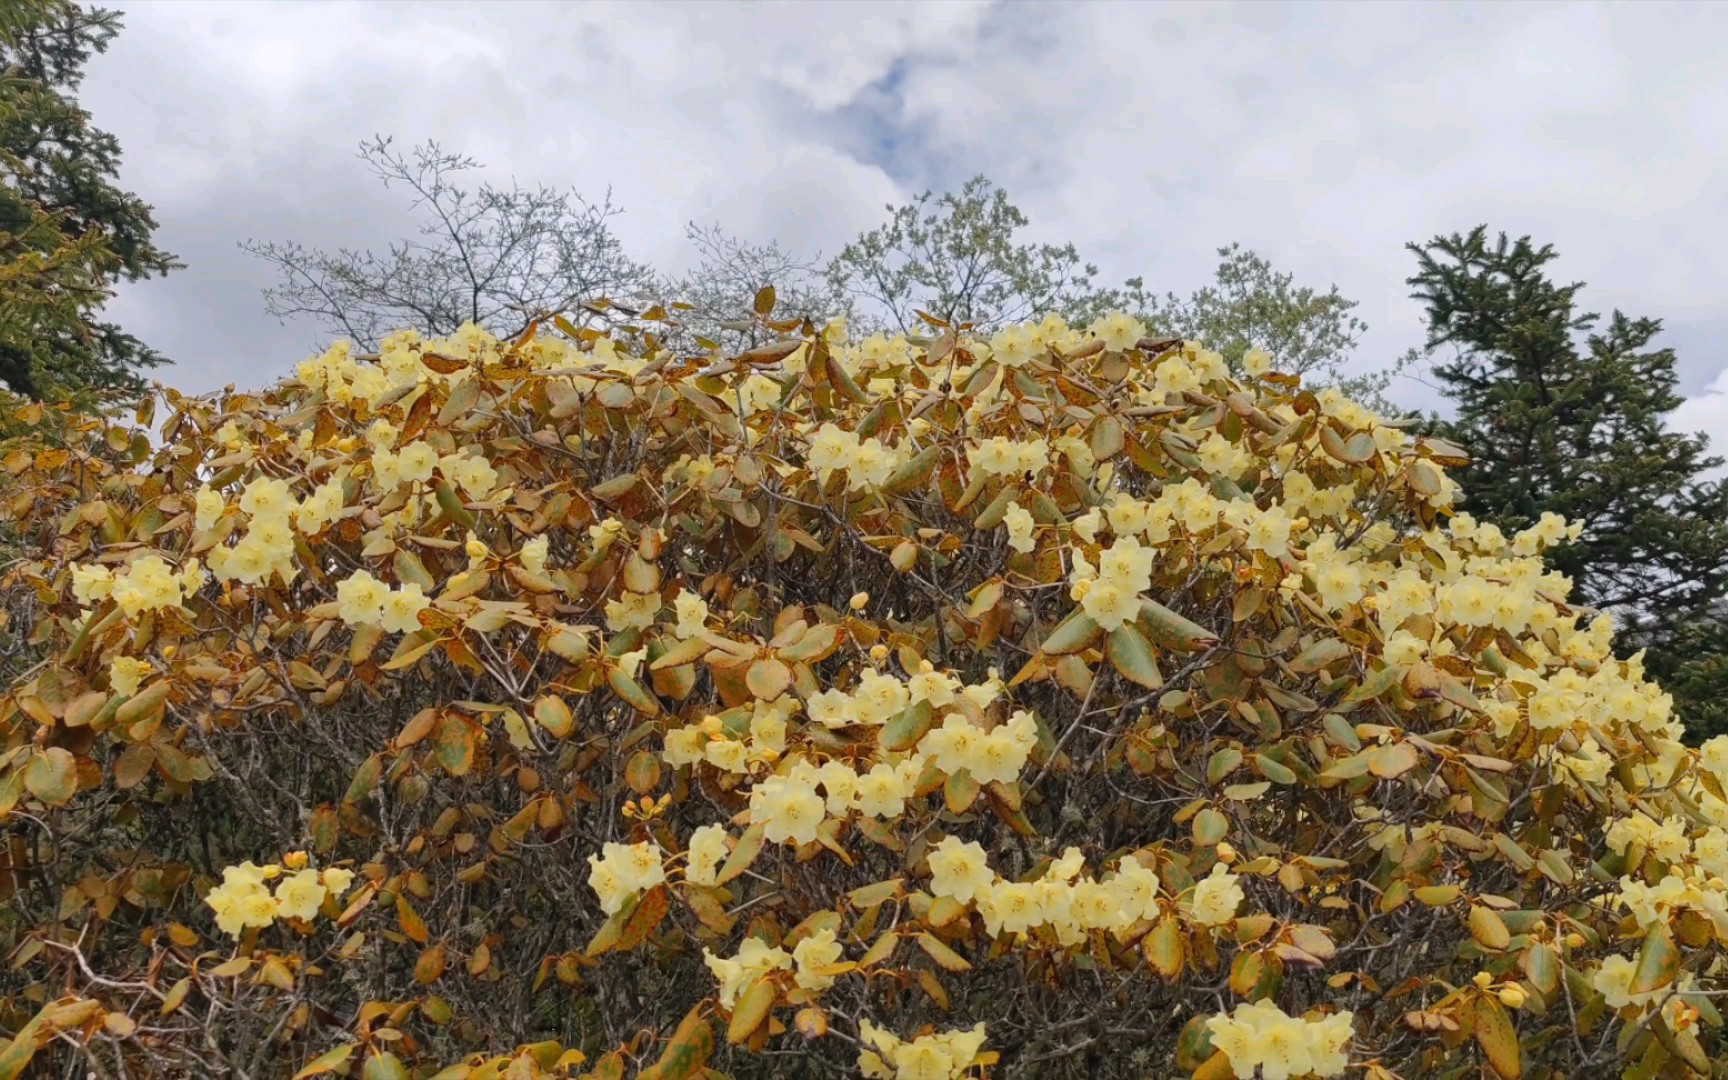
[83,0,1728,447]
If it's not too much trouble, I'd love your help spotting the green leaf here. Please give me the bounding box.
[1523,942,1558,995]
[1469,906,1511,951]
[1322,713,1362,750]
[649,1004,715,1080]
[1041,610,1102,655]
[1629,922,1681,996]
[361,1052,409,1080]
[1339,664,1401,706]
[972,485,1016,530]
[1253,754,1297,786]
[23,748,75,806]
[1089,414,1125,460]
[1138,599,1218,652]
[431,481,475,528]
[879,700,935,752]
[1367,742,1418,779]
[343,753,382,804]
[392,549,434,592]
[433,715,476,776]
[1288,637,1351,674]
[533,695,575,738]
[943,770,979,813]
[915,932,972,972]
[1319,752,1369,781]
[1143,916,1185,980]
[1206,747,1243,786]
[716,822,766,885]
[608,669,661,716]
[1192,808,1228,846]
[1106,624,1162,687]
[881,444,939,496]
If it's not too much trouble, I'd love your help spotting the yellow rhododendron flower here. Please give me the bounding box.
[1205,1000,1352,1080]
[685,824,728,887]
[673,588,708,638]
[927,836,993,905]
[792,927,844,992]
[194,485,226,531]
[1087,311,1145,353]
[1189,863,1245,927]
[1002,501,1035,554]
[109,655,151,699]
[273,868,327,921]
[336,569,391,627]
[586,841,666,915]
[519,535,548,575]
[379,582,429,634]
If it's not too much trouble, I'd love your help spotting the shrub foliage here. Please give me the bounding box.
[0,299,1722,1079]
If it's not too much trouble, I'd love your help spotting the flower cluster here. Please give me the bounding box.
[927,839,1181,941]
[70,554,204,617]
[857,1020,989,1080]
[967,436,1050,480]
[204,857,355,938]
[1204,1001,1353,1080]
[585,840,666,916]
[1070,535,1157,630]
[334,568,430,633]
[702,927,847,1006]
[804,421,906,491]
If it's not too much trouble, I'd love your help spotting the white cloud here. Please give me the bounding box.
[1673,368,1728,482]
[80,0,1728,423]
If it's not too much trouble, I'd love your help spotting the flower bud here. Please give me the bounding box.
[282,850,308,870]
[1472,972,1493,989]
[869,644,888,662]
[849,591,869,611]
[1497,984,1527,1009]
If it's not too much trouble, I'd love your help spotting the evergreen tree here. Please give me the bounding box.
[0,0,179,399]
[1409,226,1728,736]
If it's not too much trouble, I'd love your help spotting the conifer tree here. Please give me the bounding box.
[1409,226,1728,735]
[0,0,178,399]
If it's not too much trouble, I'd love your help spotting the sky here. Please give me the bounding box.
[82,0,1728,455]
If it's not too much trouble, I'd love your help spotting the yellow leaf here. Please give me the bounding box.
[725,977,776,1044]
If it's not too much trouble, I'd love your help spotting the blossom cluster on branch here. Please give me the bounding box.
[0,296,1719,1079]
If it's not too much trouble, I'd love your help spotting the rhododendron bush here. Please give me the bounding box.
[2,296,1724,1080]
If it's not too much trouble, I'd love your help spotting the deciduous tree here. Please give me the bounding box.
[242,136,655,351]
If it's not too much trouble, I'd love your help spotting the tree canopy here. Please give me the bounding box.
[242,136,656,351]
[0,0,178,400]
[824,174,1149,335]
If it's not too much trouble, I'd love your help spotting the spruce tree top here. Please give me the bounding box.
[1409,226,1728,622]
